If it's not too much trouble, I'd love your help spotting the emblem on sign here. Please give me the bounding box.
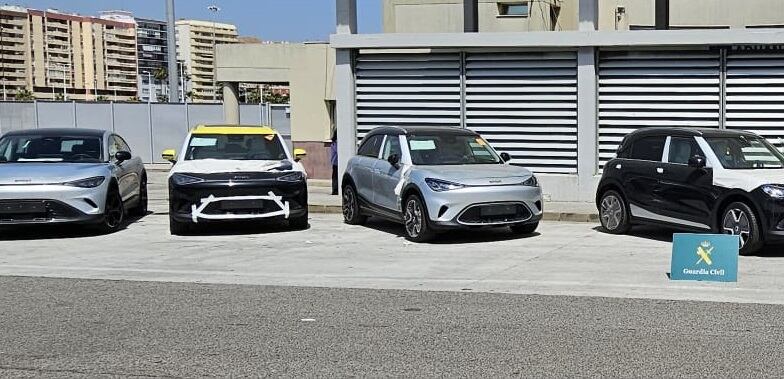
[695,241,714,266]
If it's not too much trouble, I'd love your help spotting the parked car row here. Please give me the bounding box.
[0,125,782,254]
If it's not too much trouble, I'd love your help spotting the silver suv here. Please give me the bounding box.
[342,126,543,242]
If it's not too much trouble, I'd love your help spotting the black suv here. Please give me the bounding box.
[596,128,784,255]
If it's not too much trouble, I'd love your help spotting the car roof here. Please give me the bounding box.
[627,127,759,139]
[191,124,277,135]
[1,128,108,138]
[365,126,478,138]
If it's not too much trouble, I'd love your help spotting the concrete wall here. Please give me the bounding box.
[385,0,784,32]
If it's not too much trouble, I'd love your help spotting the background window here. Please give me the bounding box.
[498,2,529,16]
[630,136,666,162]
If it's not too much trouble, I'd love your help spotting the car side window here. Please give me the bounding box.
[116,135,132,154]
[630,136,666,162]
[357,135,382,158]
[108,136,121,158]
[668,137,703,165]
[381,135,402,160]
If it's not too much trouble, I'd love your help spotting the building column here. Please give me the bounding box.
[222,82,240,124]
[335,0,357,191]
[576,47,598,202]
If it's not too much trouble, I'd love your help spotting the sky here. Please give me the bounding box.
[7,0,382,42]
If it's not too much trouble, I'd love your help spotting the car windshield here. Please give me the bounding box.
[407,134,501,165]
[184,133,287,161]
[0,135,103,163]
[706,135,784,169]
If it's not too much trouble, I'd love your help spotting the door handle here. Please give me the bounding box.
[656,167,664,174]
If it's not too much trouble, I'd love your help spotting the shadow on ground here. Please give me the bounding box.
[361,218,541,245]
[0,212,153,241]
[173,220,309,237]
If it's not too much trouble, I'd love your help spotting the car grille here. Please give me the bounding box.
[0,200,83,223]
[171,185,306,215]
[457,202,532,226]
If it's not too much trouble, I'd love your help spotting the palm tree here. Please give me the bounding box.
[153,67,168,82]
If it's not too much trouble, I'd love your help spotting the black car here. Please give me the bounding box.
[596,127,784,255]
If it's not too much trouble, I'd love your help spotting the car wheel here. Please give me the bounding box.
[599,190,631,234]
[129,174,148,217]
[342,184,367,225]
[510,222,539,235]
[721,202,762,256]
[289,211,309,230]
[169,216,191,235]
[403,194,435,242]
[100,186,124,233]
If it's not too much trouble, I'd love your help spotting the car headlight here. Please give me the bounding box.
[276,171,304,182]
[64,176,106,188]
[522,175,538,187]
[425,178,464,192]
[171,173,205,186]
[762,184,784,198]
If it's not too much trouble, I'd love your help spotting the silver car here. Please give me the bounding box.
[0,128,147,233]
[342,126,543,242]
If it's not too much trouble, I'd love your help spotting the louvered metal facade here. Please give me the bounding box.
[726,48,784,148]
[464,52,578,174]
[597,49,722,168]
[355,53,462,139]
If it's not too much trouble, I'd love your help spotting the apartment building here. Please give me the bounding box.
[176,19,238,103]
[383,0,784,33]
[0,6,138,101]
[135,18,169,102]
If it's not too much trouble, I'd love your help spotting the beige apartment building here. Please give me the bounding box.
[176,19,238,103]
[383,0,784,32]
[0,6,138,101]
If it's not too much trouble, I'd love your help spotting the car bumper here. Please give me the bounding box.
[0,184,107,225]
[425,184,543,229]
[169,179,308,224]
[756,194,784,244]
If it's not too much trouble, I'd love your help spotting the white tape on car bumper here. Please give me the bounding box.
[190,191,290,223]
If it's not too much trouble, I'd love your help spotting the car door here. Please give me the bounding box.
[656,136,715,228]
[374,134,403,211]
[621,135,667,216]
[353,134,383,204]
[109,135,135,202]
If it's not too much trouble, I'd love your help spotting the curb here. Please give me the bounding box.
[308,204,599,223]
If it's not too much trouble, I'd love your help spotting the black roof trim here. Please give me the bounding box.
[1,128,109,137]
[364,126,478,138]
[627,127,760,138]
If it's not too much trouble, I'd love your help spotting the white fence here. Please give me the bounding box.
[0,101,291,163]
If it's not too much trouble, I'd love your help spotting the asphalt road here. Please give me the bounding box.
[2,276,784,378]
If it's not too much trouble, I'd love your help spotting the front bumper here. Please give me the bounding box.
[425,184,543,229]
[169,178,308,224]
[754,192,784,244]
[0,184,107,225]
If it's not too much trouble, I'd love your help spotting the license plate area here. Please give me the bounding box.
[480,204,517,217]
[220,199,265,210]
[0,201,46,214]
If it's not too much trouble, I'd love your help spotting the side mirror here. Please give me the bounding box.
[115,151,132,162]
[161,149,176,163]
[500,152,512,162]
[388,153,400,168]
[293,148,307,162]
[688,155,706,168]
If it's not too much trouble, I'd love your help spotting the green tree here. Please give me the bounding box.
[154,67,168,82]
[54,93,65,101]
[14,89,35,101]
[96,95,108,101]
[246,88,261,103]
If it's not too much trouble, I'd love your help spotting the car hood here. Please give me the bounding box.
[0,163,109,185]
[170,159,298,176]
[714,167,784,192]
[415,164,534,186]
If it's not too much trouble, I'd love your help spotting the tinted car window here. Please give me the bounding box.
[0,135,103,163]
[668,137,703,164]
[184,133,287,161]
[358,135,382,158]
[381,135,402,160]
[630,136,666,162]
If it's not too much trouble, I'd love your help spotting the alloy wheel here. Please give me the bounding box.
[722,208,751,248]
[105,191,123,228]
[600,194,623,231]
[404,198,423,238]
[343,187,356,221]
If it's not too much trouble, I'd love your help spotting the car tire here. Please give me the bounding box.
[342,183,367,225]
[169,216,191,235]
[129,173,148,217]
[403,194,435,242]
[599,190,631,234]
[289,211,309,230]
[510,222,539,235]
[721,202,763,256]
[99,185,124,234]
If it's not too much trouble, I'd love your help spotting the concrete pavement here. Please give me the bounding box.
[3,276,784,378]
